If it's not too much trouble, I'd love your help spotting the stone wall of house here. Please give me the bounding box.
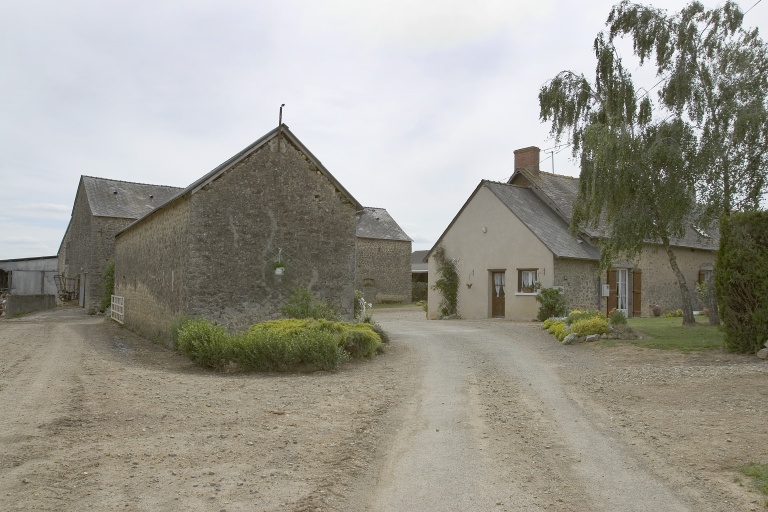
[183,134,358,331]
[114,198,191,343]
[58,181,91,300]
[58,181,136,313]
[553,258,601,312]
[621,245,717,315]
[356,238,412,304]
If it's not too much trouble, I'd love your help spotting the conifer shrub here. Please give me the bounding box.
[716,211,768,353]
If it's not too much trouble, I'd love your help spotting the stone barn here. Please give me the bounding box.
[356,207,412,304]
[58,176,182,313]
[114,124,363,342]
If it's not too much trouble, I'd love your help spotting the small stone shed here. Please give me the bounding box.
[114,124,363,341]
[57,176,183,313]
[356,207,412,304]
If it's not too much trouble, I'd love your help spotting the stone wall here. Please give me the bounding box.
[58,181,134,313]
[356,238,412,304]
[5,294,56,316]
[116,132,359,340]
[114,198,191,344]
[553,258,601,312]
[184,135,357,331]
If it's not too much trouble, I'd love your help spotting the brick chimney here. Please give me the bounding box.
[514,146,540,173]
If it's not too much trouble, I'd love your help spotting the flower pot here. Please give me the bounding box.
[274,267,284,276]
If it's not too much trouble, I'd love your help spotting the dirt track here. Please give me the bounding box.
[0,307,766,511]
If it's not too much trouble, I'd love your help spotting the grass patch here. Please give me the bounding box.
[738,463,768,500]
[621,316,724,351]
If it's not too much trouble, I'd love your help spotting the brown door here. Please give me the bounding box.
[491,272,505,318]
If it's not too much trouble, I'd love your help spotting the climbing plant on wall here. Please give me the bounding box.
[432,245,459,317]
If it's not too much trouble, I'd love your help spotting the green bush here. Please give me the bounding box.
[100,260,115,312]
[569,316,610,337]
[608,308,627,325]
[663,309,683,318]
[412,281,428,302]
[175,318,232,370]
[547,320,569,341]
[716,211,768,354]
[567,310,603,324]
[281,287,340,321]
[535,288,566,321]
[174,317,382,372]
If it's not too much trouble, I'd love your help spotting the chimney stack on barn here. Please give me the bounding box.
[514,146,540,174]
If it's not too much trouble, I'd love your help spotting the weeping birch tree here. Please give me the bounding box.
[540,0,768,326]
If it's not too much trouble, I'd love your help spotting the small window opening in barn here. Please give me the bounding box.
[113,190,118,195]
[149,195,154,199]
[364,278,375,287]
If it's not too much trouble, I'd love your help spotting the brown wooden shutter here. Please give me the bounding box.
[632,269,642,318]
[698,270,705,284]
[607,269,617,314]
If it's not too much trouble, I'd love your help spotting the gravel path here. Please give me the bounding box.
[360,313,691,511]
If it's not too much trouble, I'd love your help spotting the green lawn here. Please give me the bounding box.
[618,316,725,351]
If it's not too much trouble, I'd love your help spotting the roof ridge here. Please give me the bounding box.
[82,175,183,189]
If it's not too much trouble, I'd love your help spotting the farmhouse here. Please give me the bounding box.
[57,176,183,312]
[114,124,363,341]
[427,146,718,320]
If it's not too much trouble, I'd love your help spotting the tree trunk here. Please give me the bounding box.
[662,236,696,326]
[707,278,720,325]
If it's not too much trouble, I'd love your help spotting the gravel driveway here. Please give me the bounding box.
[1,306,766,511]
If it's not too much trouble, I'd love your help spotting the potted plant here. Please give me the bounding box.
[272,261,285,276]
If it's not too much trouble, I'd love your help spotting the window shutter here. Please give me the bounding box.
[632,269,642,318]
[607,269,617,313]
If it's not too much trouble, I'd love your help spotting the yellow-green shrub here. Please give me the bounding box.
[569,316,610,337]
[547,321,569,341]
[567,309,604,324]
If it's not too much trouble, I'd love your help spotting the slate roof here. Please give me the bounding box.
[513,169,719,251]
[411,250,429,272]
[484,181,601,260]
[82,176,182,219]
[119,124,363,236]
[356,207,412,242]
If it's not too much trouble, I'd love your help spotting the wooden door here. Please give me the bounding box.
[491,272,505,318]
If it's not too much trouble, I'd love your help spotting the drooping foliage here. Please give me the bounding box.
[539,0,768,326]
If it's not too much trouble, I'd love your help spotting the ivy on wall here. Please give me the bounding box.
[432,245,459,317]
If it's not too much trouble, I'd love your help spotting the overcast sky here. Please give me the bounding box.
[1,0,766,260]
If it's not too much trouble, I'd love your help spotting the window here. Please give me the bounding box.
[698,269,713,283]
[518,269,538,293]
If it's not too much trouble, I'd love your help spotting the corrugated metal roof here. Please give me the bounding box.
[485,181,600,260]
[356,207,412,241]
[411,250,429,272]
[83,176,183,219]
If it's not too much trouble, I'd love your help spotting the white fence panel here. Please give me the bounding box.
[111,295,124,324]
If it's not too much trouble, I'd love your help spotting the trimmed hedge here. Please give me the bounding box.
[716,211,768,353]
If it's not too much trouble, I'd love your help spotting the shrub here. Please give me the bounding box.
[569,316,610,337]
[281,287,340,321]
[547,320,569,341]
[535,288,566,321]
[412,281,428,302]
[175,318,232,370]
[100,260,115,312]
[717,211,768,353]
[663,309,683,318]
[608,308,627,325]
[371,322,390,344]
[567,310,603,325]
